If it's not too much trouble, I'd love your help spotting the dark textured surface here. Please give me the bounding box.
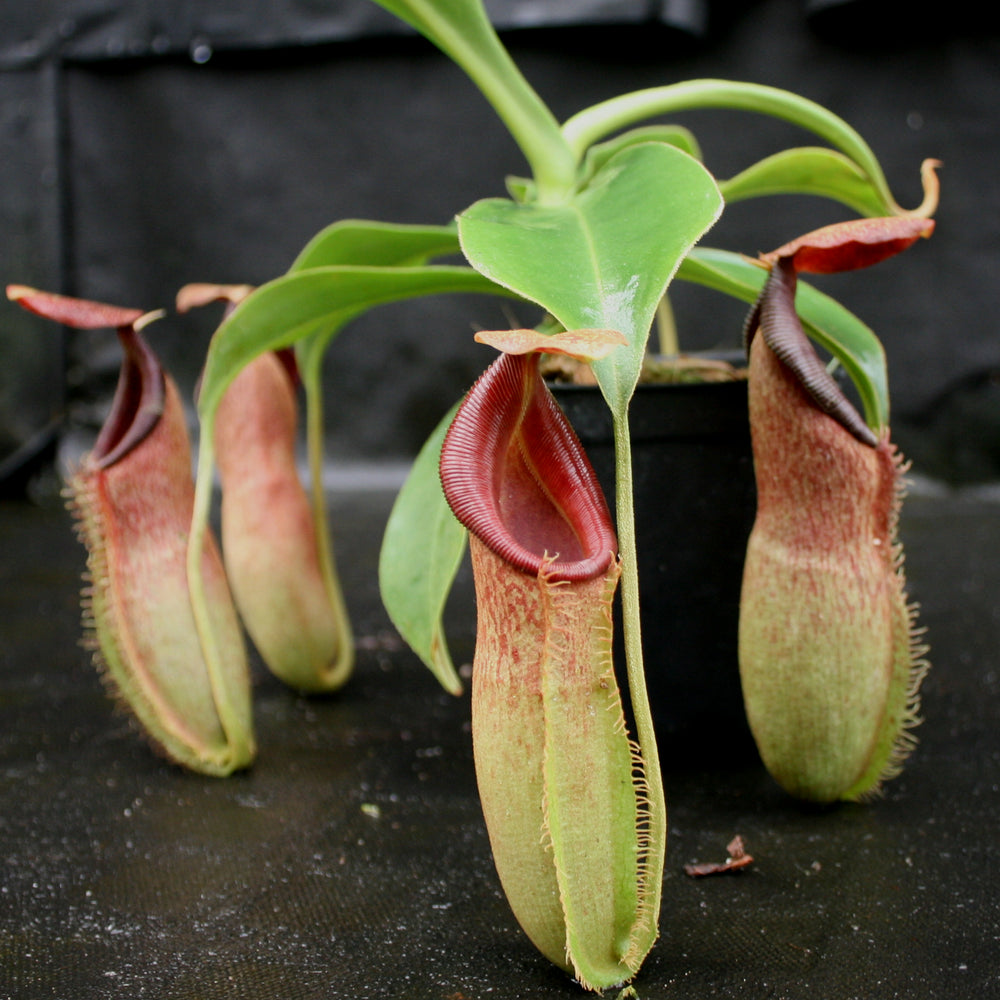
[1,483,998,999]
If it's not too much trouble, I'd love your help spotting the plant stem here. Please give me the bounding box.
[612,411,666,930]
[654,294,679,357]
[186,437,254,771]
[459,44,577,202]
[375,0,577,201]
[303,361,354,684]
[562,79,897,209]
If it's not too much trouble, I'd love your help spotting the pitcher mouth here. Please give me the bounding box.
[92,320,167,470]
[441,351,617,583]
[5,286,167,471]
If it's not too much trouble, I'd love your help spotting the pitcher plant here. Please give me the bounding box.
[9,0,941,990]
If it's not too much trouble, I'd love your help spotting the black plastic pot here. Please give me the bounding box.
[551,366,758,760]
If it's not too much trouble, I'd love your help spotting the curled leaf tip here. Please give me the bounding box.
[6,283,36,302]
[134,308,168,332]
[474,327,627,362]
[908,158,941,218]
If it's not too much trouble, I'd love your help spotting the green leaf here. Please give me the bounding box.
[504,175,535,203]
[580,124,702,181]
[196,264,513,422]
[679,247,890,429]
[288,228,471,566]
[379,403,467,695]
[290,220,461,270]
[287,222,466,388]
[561,79,904,214]
[719,147,890,217]
[458,142,723,414]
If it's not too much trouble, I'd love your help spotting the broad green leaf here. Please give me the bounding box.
[196,264,513,422]
[719,147,890,217]
[290,220,461,271]
[379,403,467,695]
[679,247,890,428]
[458,142,723,413]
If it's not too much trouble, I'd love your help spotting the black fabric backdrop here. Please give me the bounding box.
[1,6,1000,997]
[1,0,999,485]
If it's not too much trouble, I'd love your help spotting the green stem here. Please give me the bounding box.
[302,361,355,685]
[372,0,577,201]
[455,39,577,202]
[654,294,679,357]
[562,79,896,209]
[612,411,666,933]
[186,435,255,772]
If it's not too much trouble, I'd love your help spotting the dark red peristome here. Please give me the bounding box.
[745,214,936,448]
[748,258,877,448]
[440,352,617,583]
